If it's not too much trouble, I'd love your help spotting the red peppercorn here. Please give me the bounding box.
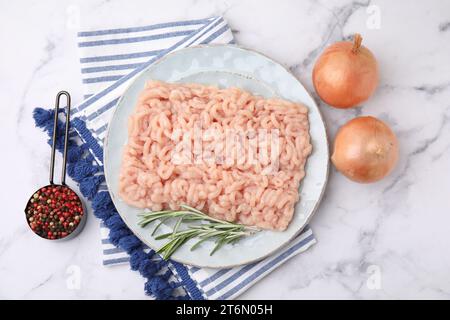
[26,185,83,240]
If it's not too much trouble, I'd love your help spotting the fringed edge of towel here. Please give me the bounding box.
[33,107,199,300]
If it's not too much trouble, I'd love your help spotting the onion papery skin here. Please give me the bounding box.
[331,116,399,183]
[313,35,379,109]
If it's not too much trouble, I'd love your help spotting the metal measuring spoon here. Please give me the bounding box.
[24,91,86,240]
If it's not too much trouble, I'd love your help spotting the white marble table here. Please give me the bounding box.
[1,0,450,299]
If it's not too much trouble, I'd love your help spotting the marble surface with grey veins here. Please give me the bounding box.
[1,0,450,299]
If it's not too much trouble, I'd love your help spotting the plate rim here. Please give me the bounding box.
[104,43,330,268]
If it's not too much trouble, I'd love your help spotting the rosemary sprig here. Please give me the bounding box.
[138,204,259,259]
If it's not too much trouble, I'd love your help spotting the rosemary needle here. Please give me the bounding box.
[139,205,259,259]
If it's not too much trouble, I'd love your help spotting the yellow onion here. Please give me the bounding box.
[313,34,379,108]
[331,116,399,183]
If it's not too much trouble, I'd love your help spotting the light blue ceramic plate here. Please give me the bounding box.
[104,45,329,268]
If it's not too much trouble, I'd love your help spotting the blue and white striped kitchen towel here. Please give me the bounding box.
[73,16,316,299]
